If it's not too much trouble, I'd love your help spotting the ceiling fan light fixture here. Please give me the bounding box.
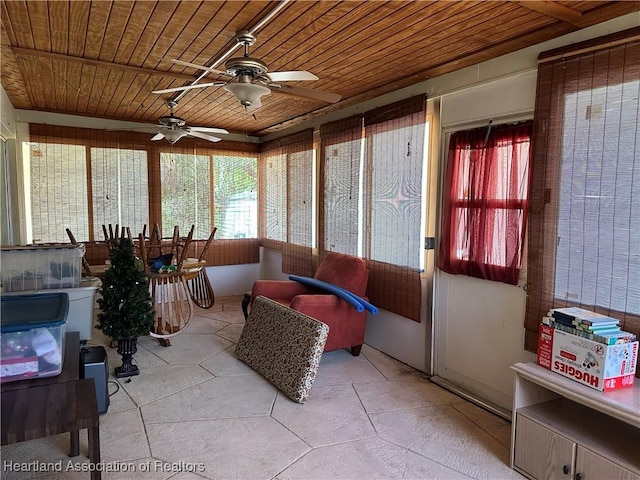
[224,82,271,107]
[162,129,186,144]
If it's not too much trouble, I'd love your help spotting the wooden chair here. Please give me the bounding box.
[65,228,92,276]
[138,231,194,347]
[185,227,217,309]
[101,224,130,243]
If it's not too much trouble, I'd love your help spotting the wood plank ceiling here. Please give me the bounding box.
[1,1,638,137]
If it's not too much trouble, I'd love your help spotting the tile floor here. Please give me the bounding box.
[1,296,524,480]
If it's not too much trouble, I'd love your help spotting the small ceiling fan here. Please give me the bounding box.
[152,100,228,144]
[153,30,341,109]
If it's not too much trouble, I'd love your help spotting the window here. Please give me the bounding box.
[437,122,532,285]
[259,130,315,275]
[366,116,425,269]
[525,31,639,352]
[27,142,88,243]
[555,83,639,314]
[92,147,149,240]
[321,117,363,257]
[213,155,257,239]
[159,152,259,240]
[261,150,287,242]
[24,125,260,268]
[320,97,427,321]
[27,142,150,243]
[288,147,314,248]
[160,152,211,239]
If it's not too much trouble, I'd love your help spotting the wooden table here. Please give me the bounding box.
[1,332,101,480]
[89,257,205,280]
[1,332,81,391]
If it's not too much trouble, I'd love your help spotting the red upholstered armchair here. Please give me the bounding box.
[250,252,369,356]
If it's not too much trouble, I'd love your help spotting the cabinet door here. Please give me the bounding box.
[576,446,640,480]
[514,414,575,480]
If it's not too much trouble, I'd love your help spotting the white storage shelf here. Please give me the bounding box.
[511,362,640,480]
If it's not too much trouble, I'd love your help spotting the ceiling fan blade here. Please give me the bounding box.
[274,84,341,103]
[187,131,222,143]
[152,82,222,94]
[266,71,318,82]
[187,126,229,134]
[171,59,232,78]
[151,133,164,141]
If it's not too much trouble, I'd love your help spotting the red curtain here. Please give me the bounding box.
[437,121,532,285]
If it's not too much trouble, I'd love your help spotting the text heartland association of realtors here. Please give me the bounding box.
[2,460,206,473]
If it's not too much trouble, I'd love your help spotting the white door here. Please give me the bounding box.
[432,75,538,413]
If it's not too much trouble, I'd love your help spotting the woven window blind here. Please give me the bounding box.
[319,116,363,256]
[525,28,640,353]
[27,138,89,243]
[27,124,260,265]
[319,97,426,321]
[213,154,258,240]
[364,96,426,321]
[260,149,287,244]
[160,152,211,239]
[283,144,315,276]
[92,146,149,240]
[259,130,314,275]
[287,138,314,248]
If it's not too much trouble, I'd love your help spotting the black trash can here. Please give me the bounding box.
[80,346,110,414]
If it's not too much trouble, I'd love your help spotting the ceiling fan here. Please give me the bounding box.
[152,100,228,144]
[152,30,341,109]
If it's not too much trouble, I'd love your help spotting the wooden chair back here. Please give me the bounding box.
[65,228,92,275]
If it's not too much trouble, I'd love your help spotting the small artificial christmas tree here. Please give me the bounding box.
[97,237,155,377]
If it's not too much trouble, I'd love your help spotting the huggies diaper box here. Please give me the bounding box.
[537,324,638,391]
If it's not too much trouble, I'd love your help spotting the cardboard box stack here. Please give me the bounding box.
[537,307,638,392]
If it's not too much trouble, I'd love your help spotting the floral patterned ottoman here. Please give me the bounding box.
[235,295,329,403]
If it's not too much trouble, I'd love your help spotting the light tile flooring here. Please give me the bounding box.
[1,296,523,480]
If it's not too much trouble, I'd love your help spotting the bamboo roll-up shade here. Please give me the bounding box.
[26,123,259,265]
[364,103,425,270]
[319,115,364,256]
[364,95,426,126]
[29,124,152,147]
[258,129,314,276]
[282,244,316,278]
[366,259,422,321]
[261,129,313,153]
[525,29,640,355]
[204,238,259,266]
[285,147,314,267]
[160,150,211,240]
[186,238,259,266]
[284,130,314,275]
[363,97,426,322]
[27,124,91,243]
[211,154,258,241]
[90,129,149,241]
[259,147,287,243]
[258,129,290,245]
